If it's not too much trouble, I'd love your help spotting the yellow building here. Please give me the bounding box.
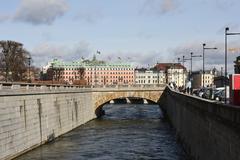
[192,70,214,88]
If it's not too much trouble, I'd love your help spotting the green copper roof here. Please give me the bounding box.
[50,59,133,68]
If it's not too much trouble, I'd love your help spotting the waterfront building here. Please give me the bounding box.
[84,62,135,86]
[154,63,186,87]
[135,68,165,84]
[191,70,215,88]
[43,58,135,85]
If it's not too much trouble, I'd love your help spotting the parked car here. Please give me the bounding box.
[214,89,225,101]
[192,89,200,96]
[198,88,210,98]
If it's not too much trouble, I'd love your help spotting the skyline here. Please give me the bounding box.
[0,0,240,73]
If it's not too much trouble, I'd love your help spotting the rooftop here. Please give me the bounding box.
[154,63,186,71]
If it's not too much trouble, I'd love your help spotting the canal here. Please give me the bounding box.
[15,104,188,160]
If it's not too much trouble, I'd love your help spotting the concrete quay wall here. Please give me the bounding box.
[0,92,96,160]
[159,87,240,160]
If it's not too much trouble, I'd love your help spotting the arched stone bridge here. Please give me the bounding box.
[0,83,166,160]
[92,85,165,116]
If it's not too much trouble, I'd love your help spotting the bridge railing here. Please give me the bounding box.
[0,82,166,95]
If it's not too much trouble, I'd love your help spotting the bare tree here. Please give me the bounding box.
[53,67,64,81]
[0,40,31,81]
[76,67,85,80]
[72,67,86,85]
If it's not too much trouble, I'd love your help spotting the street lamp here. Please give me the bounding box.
[183,55,191,67]
[173,63,176,84]
[225,27,240,103]
[170,63,176,84]
[190,52,202,75]
[177,57,181,86]
[202,43,217,88]
[183,55,191,86]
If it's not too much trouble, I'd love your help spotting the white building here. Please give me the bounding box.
[192,70,215,88]
[154,63,186,87]
[135,69,165,84]
[167,67,186,87]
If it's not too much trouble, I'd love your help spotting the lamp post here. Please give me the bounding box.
[202,43,217,88]
[177,57,181,87]
[173,63,176,84]
[225,27,240,103]
[183,55,191,86]
[190,52,202,75]
[27,57,31,83]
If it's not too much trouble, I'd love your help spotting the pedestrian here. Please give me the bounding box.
[186,80,191,94]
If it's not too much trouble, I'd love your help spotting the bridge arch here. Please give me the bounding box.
[93,90,163,117]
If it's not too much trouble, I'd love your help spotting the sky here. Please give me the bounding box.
[0,0,240,74]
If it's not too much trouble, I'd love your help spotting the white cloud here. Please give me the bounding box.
[13,0,69,25]
[31,41,93,67]
[98,50,172,68]
[170,40,239,74]
[31,41,171,69]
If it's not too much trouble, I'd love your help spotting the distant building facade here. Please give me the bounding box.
[154,63,186,87]
[192,70,215,88]
[42,58,135,85]
[135,68,165,84]
[84,63,135,85]
[214,76,229,88]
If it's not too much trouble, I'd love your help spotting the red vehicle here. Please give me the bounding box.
[230,74,240,105]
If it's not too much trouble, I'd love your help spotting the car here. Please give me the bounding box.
[214,89,225,101]
[192,89,200,96]
[198,88,209,98]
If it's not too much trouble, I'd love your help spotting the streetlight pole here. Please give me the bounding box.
[183,55,191,86]
[173,63,176,84]
[202,43,217,88]
[190,52,202,76]
[183,56,185,87]
[177,57,181,87]
[190,52,193,75]
[225,27,240,103]
[202,44,205,88]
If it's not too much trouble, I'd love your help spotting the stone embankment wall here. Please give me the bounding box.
[159,87,240,160]
[0,84,165,160]
[0,91,96,160]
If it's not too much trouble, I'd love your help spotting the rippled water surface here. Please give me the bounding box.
[16,104,187,160]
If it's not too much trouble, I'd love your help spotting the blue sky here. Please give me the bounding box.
[0,0,240,73]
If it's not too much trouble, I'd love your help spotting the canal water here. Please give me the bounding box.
[15,104,188,160]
